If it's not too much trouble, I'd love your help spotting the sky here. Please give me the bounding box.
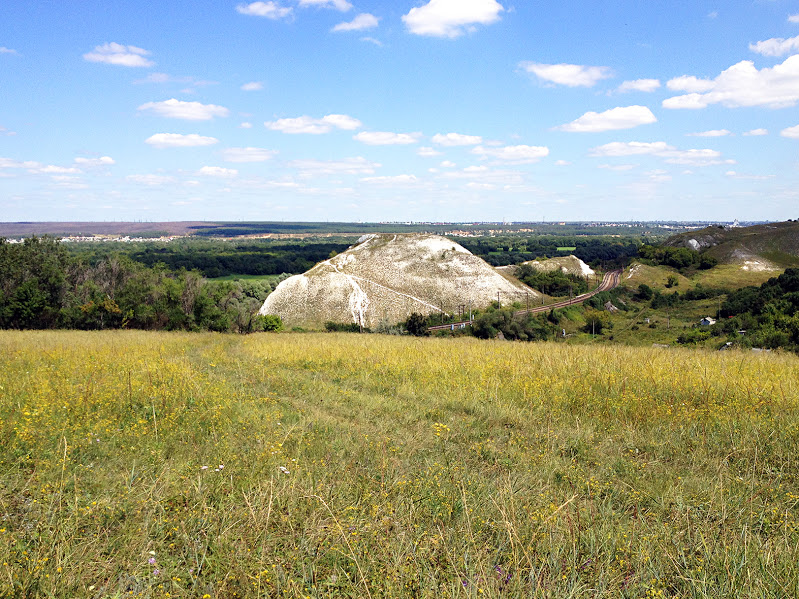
[2,0,799,223]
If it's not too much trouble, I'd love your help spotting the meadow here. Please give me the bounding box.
[1,331,798,598]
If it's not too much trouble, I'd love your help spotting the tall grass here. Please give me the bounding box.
[1,331,798,598]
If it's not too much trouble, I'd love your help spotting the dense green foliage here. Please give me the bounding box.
[471,309,555,341]
[715,268,799,349]
[515,263,590,296]
[0,237,283,333]
[457,236,640,267]
[69,238,354,278]
[638,244,718,270]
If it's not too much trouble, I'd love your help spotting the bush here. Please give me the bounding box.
[253,314,283,332]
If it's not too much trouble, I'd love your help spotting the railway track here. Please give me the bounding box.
[428,269,623,331]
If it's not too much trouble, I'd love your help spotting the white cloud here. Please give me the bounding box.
[666,75,715,93]
[240,122,253,129]
[440,160,456,168]
[37,165,81,174]
[0,158,41,169]
[361,37,383,46]
[417,146,442,157]
[198,166,238,178]
[743,128,768,136]
[554,160,571,166]
[265,114,361,134]
[332,13,379,32]
[790,14,799,24]
[83,42,154,67]
[360,174,419,184]
[556,105,656,132]
[126,174,174,185]
[236,2,292,18]
[241,81,264,91]
[472,144,549,163]
[138,98,229,120]
[0,126,17,136]
[781,125,799,138]
[290,157,380,175]
[74,156,115,167]
[220,147,277,162]
[145,133,219,148]
[466,182,496,190]
[749,35,799,57]
[589,141,731,167]
[353,131,421,145]
[686,129,731,137]
[520,62,613,87]
[0,47,19,55]
[432,132,483,146]
[299,0,352,10]
[133,73,218,89]
[618,79,660,93]
[403,0,504,39]
[663,55,799,109]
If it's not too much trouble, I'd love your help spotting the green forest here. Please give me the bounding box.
[0,237,285,333]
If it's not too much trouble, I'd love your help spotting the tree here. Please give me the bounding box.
[404,312,429,336]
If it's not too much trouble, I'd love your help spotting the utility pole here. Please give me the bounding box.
[497,291,500,309]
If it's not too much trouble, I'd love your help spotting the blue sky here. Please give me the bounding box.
[2,0,799,223]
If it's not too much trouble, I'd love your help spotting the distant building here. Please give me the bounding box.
[699,317,716,326]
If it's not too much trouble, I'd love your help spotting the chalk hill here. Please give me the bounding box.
[497,255,595,278]
[258,234,538,328]
[666,220,799,272]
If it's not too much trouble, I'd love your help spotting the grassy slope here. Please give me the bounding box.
[2,331,799,598]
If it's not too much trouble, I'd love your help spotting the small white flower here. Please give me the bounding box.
[200,466,209,470]
[279,466,290,474]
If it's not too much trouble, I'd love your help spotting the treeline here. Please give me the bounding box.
[69,239,354,278]
[638,244,718,270]
[515,264,590,296]
[715,268,799,349]
[0,237,285,332]
[455,236,640,267]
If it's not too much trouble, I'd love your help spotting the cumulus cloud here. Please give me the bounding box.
[198,166,238,178]
[145,133,219,148]
[749,35,799,57]
[556,105,656,132]
[353,131,421,145]
[236,2,292,18]
[520,62,613,87]
[663,55,799,109]
[589,141,731,166]
[472,144,549,163]
[618,79,660,93]
[743,128,768,136]
[790,14,799,24]
[241,81,264,91]
[299,0,352,10]
[240,122,253,129]
[686,129,731,137]
[220,147,277,162]
[289,157,380,175]
[265,114,361,134]
[666,75,715,93]
[781,125,799,138]
[417,146,442,157]
[403,0,504,39]
[74,156,115,167]
[443,165,524,185]
[0,47,19,55]
[83,42,154,67]
[138,99,229,120]
[598,163,636,171]
[432,132,482,146]
[332,13,379,32]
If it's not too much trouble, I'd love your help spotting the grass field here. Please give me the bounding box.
[2,331,799,598]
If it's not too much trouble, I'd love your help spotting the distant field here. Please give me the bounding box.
[556,246,577,251]
[2,331,798,597]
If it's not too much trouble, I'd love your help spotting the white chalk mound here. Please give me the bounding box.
[258,234,538,328]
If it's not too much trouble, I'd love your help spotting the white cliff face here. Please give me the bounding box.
[258,234,537,328]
